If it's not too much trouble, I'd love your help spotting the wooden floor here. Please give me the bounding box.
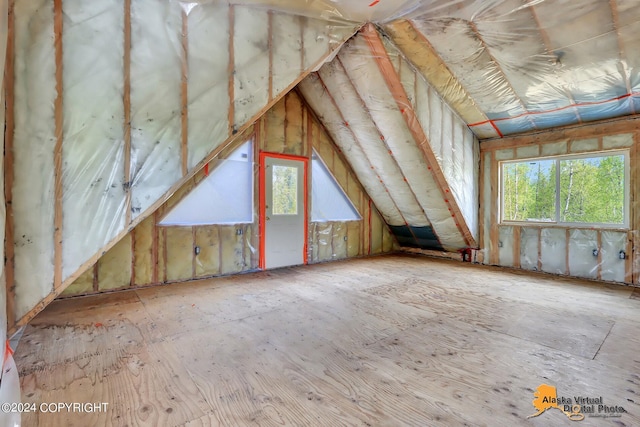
[15,254,640,426]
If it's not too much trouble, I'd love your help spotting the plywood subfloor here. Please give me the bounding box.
[15,254,640,426]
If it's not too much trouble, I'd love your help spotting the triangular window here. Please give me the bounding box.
[311,150,361,222]
[159,140,254,225]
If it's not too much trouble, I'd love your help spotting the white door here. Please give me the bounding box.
[263,155,307,269]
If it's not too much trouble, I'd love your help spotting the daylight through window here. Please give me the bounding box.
[501,151,627,226]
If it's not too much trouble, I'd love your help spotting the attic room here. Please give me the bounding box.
[0,0,639,425]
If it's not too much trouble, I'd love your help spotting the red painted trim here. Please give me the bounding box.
[259,151,309,270]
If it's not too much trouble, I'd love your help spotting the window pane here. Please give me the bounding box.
[560,155,624,224]
[502,160,556,222]
[272,165,298,215]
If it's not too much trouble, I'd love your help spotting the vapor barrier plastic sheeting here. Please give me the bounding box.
[298,74,405,226]
[13,0,57,320]
[400,0,640,135]
[600,231,627,283]
[568,229,599,280]
[540,228,567,275]
[160,141,254,226]
[520,228,539,271]
[311,151,360,223]
[498,226,514,268]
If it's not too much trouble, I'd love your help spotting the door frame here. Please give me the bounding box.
[259,152,309,270]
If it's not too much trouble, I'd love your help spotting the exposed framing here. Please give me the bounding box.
[181,8,189,176]
[362,24,476,248]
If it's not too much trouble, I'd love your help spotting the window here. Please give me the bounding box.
[272,165,298,215]
[501,151,627,227]
[311,150,360,222]
[159,140,254,226]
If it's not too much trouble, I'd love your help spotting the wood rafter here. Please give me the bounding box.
[181,8,189,176]
[362,24,476,248]
[124,0,132,224]
[313,71,419,242]
[333,56,437,244]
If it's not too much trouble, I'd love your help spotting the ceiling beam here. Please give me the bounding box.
[362,23,477,248]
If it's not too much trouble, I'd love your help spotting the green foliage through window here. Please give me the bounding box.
[502,152,626,225]
[272,165,298,215]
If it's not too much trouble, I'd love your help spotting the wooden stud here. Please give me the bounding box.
[130,225,136,287]
[362,24,476,248]
[192,226,197,278]
[632,132,640,283]
[314,70,420,244]
[4,0,16,328]
[478,148,485,256]
[513,226,521,269]
[163,227,168,283]
[152,211,159,284]
[625,231,633,284]
[124,0,132,224]
[11,26,361,331]
[181,8,189,176]
[489,152,499,264]
[537,228,542,271]
[53,0,64,291]
[228,5,235,136]
[92,263,99,293]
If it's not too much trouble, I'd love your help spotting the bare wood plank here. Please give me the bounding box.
[53,0,64,291]
[4,0,16,328]
[124,0,132,224]
[513,226,521,269]
[489,152,499,264]
[181,9,189,176]
[362,24,476,248]
[597,230,603,281]
[152,211,159,284]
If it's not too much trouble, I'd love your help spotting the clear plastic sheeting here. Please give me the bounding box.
[311,151,360,223]
[130,0,183,219]
[600,231,627,283]
[540,228,566,275]
[568,229,599,280]
[13,0,56,321]
[497,226,514,268]
[385,37,479,241]
[62,0,127,279]
[299,74,405,226]
[519,228,539,271]
[393,0,640,135]
[160,141,254,226]
[10,0,357,326]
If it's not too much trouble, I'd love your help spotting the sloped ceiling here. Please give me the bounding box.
[242,0,640,137]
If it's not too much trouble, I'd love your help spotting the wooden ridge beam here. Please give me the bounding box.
[362,23,476,248]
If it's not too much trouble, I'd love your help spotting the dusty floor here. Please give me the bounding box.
[14,254,640,426]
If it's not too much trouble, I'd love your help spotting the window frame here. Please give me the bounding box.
[499,149,629,229]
